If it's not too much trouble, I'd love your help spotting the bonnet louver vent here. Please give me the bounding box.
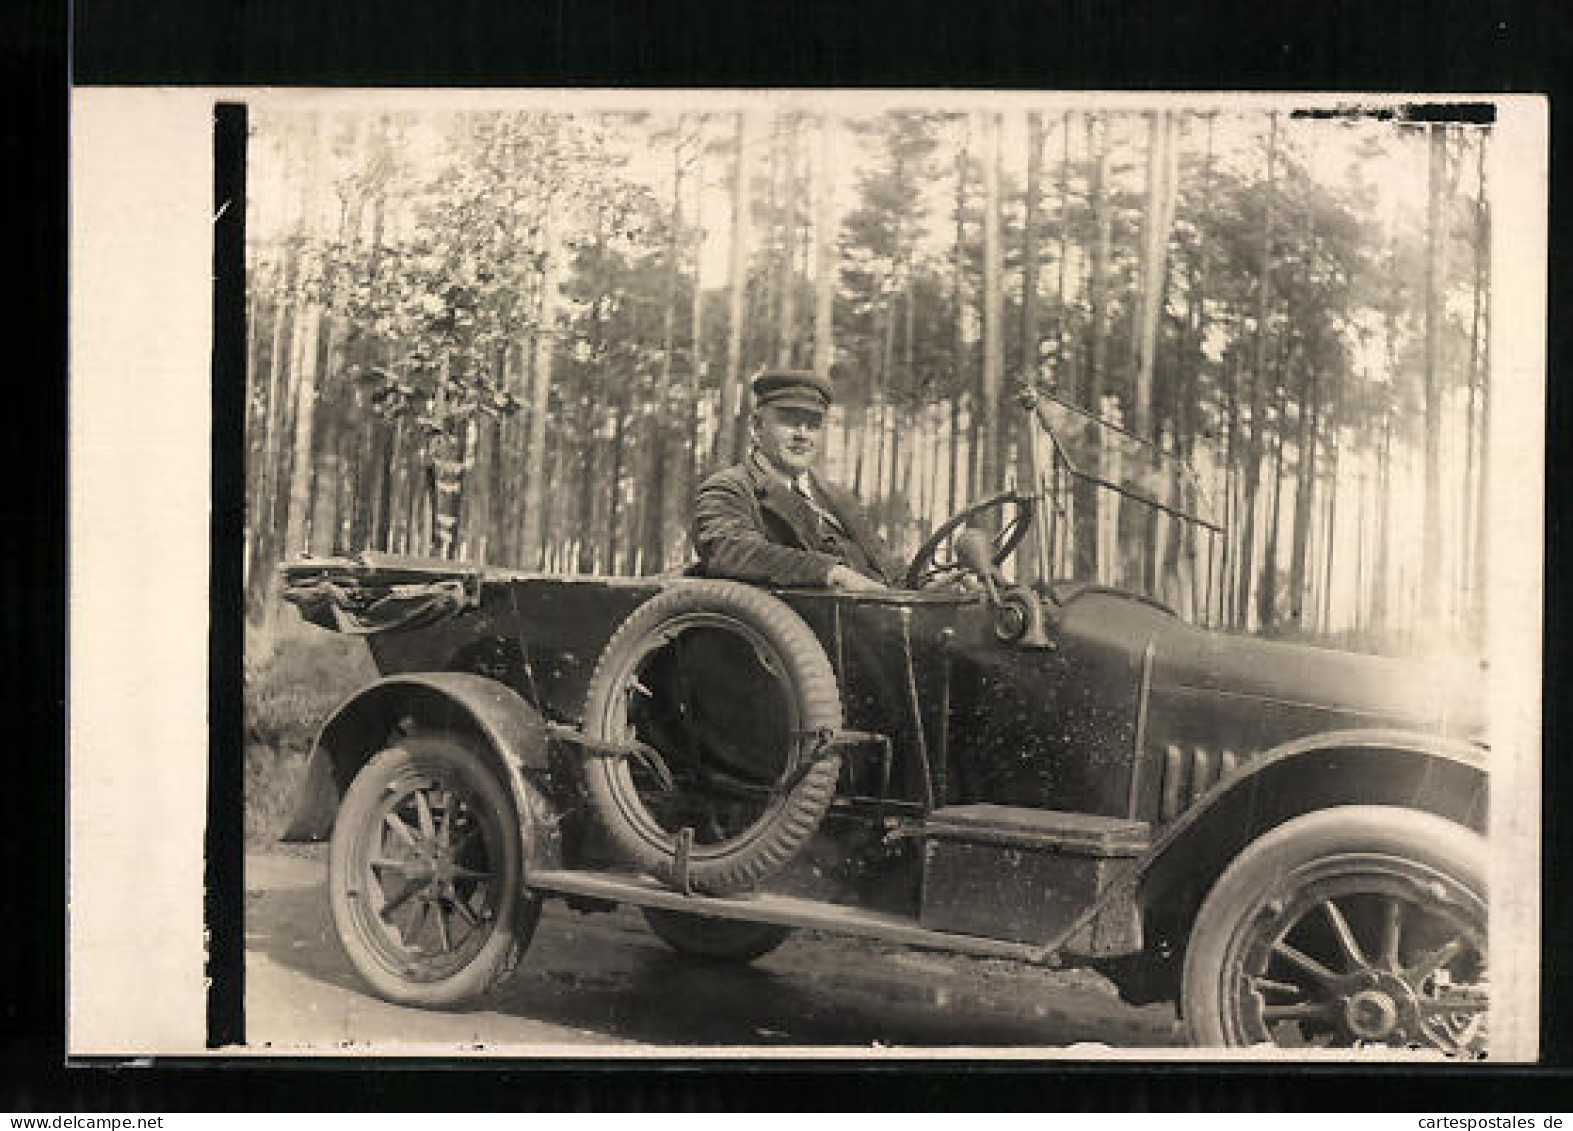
[1159,744,1246,820]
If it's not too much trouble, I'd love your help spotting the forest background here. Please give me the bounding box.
[243,97,1494,659]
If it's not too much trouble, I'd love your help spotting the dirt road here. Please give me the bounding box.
[245,846,1181,1053]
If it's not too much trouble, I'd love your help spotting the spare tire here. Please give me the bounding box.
[581,580,843,895]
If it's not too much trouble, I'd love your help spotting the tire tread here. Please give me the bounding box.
[581,580,844,895]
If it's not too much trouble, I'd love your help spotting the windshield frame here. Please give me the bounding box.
[1020,386,1228,626]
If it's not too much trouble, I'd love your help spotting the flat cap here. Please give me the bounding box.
[751,369,833,413]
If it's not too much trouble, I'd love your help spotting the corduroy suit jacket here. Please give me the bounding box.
[692,455,904,588]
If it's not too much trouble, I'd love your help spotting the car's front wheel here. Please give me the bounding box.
[1181,806,1487,1054]
[328,733,538,1007]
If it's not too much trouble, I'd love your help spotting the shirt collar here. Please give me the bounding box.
[749,448,804,493]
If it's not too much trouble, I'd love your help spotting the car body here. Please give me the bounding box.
[277,393,1490,1053]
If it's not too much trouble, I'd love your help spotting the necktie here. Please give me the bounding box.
[794,476,846,535]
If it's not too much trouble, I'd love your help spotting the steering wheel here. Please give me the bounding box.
[904,491,1036,590]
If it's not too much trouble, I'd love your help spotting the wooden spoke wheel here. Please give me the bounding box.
[328,734,537,1007]
[1182,806,1487,1055]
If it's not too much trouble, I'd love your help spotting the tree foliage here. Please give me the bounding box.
[247,104,1494,655]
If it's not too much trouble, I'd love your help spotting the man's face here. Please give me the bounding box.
[754,404,824,478]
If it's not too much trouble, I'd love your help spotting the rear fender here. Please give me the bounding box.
[280,673,561,874]
[1136,728,1487,930]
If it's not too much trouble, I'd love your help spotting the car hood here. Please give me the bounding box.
[1057,588,1489,745]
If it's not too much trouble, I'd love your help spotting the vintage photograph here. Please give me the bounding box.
[237,92,1528,1056]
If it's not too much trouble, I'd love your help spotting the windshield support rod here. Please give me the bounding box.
[1016,384,1053,584]
[1052,464,1225,534]
[897,608,935,812]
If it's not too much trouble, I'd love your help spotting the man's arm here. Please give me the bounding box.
[820,482,906,587]
[867,529,906,588]
[692,473,841,587]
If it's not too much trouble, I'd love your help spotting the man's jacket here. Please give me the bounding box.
[692,456,904,587]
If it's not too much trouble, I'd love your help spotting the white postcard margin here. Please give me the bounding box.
[66,88,1547,1060]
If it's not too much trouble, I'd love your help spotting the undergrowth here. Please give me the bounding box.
[244,614,376,847]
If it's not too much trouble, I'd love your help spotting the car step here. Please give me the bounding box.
[922,804,1150,854]
[525,868,1053,963]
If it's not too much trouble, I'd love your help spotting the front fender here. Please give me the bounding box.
[1135,728,1488,921]
[280,672,556,861]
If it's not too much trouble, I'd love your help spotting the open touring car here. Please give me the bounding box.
[278,388,1489,1053]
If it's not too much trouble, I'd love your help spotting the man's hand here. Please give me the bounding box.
[827,564,886,592]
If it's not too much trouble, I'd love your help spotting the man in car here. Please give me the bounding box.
[693,370,903,591]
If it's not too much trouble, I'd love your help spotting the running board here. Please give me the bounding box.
[525,868,1053,964]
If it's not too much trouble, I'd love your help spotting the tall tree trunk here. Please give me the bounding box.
[1472,137,1492,643]
[576,246,607,575]
[643,131,685,573]
[978,112,1004,505]
[851,400,867,496]
[1054,110,1073,384]
[384,415,405,554]
[948,397,962,516]
[275,116,329,588]
[777,116,799,367]
[1132,111,1177,441]
[1460,245,1482,598]
[813,113,836,378]
[461,416,489,561]
[374,412,396,553]
[1320,429,1339,633]
[256,118,313,599]
[1131,110,1179,593]
[484,345,512,564]
[1021,110,1044,388]
[1287,363,1320,628]
[1234,113,1277,629]
[607,398,627,573]
[426,359,460,559]
[1085,117,1113,418]
[1353,452,1367,633]
[257,291,293,538]
[1284,128,1323,628]
[1258,333,1293,631]
[1185,114,1216,618]
[1420,124,1448,624]
[282,302,324,560]
[1371,407,1394,631]
[876,268,898,500]
[1016,109,1045,585]
[1079,115,1113,577]
[684,117,707,557]
[543,414,567,568]
[1159,114,1211,615]
[714,111,751,470]
[1220,338,1242,625]
[926,404,943,529]
[952,117,970,510]
[1258,391,1282,630]
[888,273,914,522]
[520,191,563,568]
[576,362,601,573]
[761,118,781,367]
[873,133,906,524]
[307,319,343,555]
[248,294,292,608]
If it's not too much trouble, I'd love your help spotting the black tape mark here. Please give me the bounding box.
[207,101,248,1049]
[1291,101,1496,126]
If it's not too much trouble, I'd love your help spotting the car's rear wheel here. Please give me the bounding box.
[641,908,794,962]
[1181,806,1487,1054]
[581,580,844,896]
[328,734,539,1007]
